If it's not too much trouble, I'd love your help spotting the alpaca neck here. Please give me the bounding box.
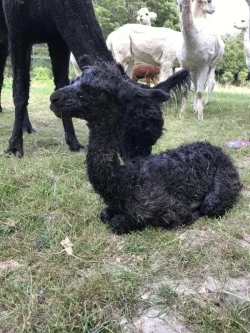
[180,0,194,38]
[244,27,250,51]
[86,119,123,207]
[243,27,250,67]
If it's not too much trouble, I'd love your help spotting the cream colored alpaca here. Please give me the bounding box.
[70,7,157,77]
[234,0,250,71]
[106,24,181,80]
[177,0,224,120]
[107,2,218,85]
[136,7,157,25]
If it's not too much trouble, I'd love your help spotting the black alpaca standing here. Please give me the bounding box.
[50,62,242,234]
[1,0,186,160]
[0,2,7,113]
[2,0,115,157]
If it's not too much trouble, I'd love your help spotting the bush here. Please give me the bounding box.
[221,71,234,87]
[31,66,52,81]
[238,70,248,85]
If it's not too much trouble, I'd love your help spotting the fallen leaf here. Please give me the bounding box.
[60,237,73,255]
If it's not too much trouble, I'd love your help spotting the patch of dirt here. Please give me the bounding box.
[0,260,22,272]
[237,156,250,169]
[121,308,193,333]
[238,234,250,250]
[178,229,217,251]
[242,188,250,198]
[202,275,250,305]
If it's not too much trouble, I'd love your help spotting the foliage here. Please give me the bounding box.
[221,71,234,85]
[31,66,52,81]
[238,70,248,85]
[216,33,248,82]
[94,0,129,37]
[146,0,180,30]
[93,0,180,37]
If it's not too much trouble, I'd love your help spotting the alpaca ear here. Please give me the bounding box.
[132,87,170,104]
[149,12,157,20]
[78,54,95,70]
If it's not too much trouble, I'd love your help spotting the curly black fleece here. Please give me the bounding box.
[50,62,242,234]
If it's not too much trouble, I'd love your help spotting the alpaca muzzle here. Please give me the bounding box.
[50,91,68,117]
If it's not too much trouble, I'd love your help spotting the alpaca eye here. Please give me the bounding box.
[89,90,105,99]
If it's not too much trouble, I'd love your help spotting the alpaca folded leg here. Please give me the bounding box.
[160,201,199,228]
[201,169,241,217]
[100,207,116,223]
[107,214,138,235]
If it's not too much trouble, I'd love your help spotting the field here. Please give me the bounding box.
[0,79,250,332]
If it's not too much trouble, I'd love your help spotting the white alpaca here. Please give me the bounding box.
[70,52,82,77]
[136,7,157,26]
[234,19,250,70]
[106,2,218,84]
[106,24,181,80]
[177,0,224,120]
[70,7,157,77]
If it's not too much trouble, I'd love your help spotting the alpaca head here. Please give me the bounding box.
[50,62,171,122]
[176,0,215,15]
[234,19,248,31]
[196,0,215,15]
[136,7,157,25]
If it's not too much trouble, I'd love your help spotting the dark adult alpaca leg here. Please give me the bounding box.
[48,41,85,152]
[0,43,7,113]
[0,41,33,132]
[5,37,33,157]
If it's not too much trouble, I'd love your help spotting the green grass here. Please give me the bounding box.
[0,81,250,332]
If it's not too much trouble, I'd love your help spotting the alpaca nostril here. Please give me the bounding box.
[50,91,63,104]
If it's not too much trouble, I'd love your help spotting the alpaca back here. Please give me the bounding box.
[107,24,181,68]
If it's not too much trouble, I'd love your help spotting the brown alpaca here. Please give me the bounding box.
[132,64,160,86]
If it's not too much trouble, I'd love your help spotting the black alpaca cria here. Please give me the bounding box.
[50,62,242,235]
[2,0,114,157]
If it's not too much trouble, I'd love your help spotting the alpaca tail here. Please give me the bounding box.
[154,69,191,100]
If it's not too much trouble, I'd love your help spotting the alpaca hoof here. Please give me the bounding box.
[68,142,87,153]
[5,147,24,158]
[23,126,36,134]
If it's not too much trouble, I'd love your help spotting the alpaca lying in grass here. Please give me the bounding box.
[132,64,160,86]
[50,62,242,235]
[71,60,190,161]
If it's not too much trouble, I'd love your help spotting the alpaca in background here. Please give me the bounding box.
[234,18,250,71]
[70,7,157,76]
[50,62,241,234]
[177,0,224,120]
[136,7,157,26]
[106,24,181,80]
[132,64,160,86]
[106,1,219,85]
